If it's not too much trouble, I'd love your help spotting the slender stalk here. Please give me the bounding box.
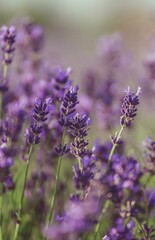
[3,63,8,83]
[94,126,124,239]
[107,125,124,168]
[77,156,82,172]
[141,187,149,225]
[0,93,2,120]
[93,200,110,240]
[46,129,66,228]
[0,62,8,119]
[13,145,33,240]
[0,194,3,240]
[132,217,147,240]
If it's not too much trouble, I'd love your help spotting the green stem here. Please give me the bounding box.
[132,217,147,240]
[141,187,149,225]
[3,63,8,83]
[0,93,2,120]
[107,125,124,168]
[0,194,3,240]
[0,62,9,120]
[144,175,152,188]
[46,130,66,228]
[93,200,111,240]
[13,145,33,240]
[77,156,82,172]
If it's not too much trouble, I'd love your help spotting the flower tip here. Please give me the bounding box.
[136,86,142,96]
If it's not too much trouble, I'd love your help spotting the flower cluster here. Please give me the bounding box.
[0,25,16,65]
[69,113,90,159]
[0,19,155,240]
[120,87,141,127]
[59,85,79,127]
[25,98,52,144]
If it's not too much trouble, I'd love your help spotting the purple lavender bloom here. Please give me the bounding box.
[69,113,90,158]
[97,33,124,69]
[93,141,142,202]
[25,98,52,144]
[73,155,94,190]
[0,148,14,190]
[0,25,16,64]
[55,143,70,156]
[120,87,141,127]
[31,98,52,123]
[105,218,135,240]
[59,85,79,127]
[23,21,44,52]
[44,197,99,239]
[55,66,72,85]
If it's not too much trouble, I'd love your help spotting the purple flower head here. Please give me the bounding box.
[73,156,94,190]
[55,143,70,156]
[4,175,14,190]
[97,33,124,69]
[31,98,52,123]
[44,197,99,239]
[24,21,44,52]
[0,148,14,187]
[55,66,72,84]
[69,114,90,158]
[59,85,79,126]
[26,98,52,145]
[0,25,16,64]
[106,217,135,240]
[120,87,141,127]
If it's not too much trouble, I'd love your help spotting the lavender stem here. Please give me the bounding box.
[46,129,66,227]
[93,200,110,240]
[108,125,124,167]
[0,194,3,240]
[3,63,8,83]
[13,145,33,240]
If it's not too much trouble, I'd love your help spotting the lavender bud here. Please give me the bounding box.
[59,85,79,126]
[69,114,90,158]
[55,143,70,156]
[0,25,16,64]
[26,98,52,145]
[120,87,141,127]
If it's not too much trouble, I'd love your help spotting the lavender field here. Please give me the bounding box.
[0,16,155,240]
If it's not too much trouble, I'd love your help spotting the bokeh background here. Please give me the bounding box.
[1,0,155,78]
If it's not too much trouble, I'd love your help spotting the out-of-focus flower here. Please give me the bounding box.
[0,25,16,65]
[44,197,99,239]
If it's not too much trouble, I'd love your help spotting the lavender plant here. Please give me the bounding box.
[0,19,154,240]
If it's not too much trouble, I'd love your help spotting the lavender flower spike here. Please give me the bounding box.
[120,86,141,127]
[108,87,141,166]
[0,25,16,65]
[25,98,52,145]
[69,113,90,170]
